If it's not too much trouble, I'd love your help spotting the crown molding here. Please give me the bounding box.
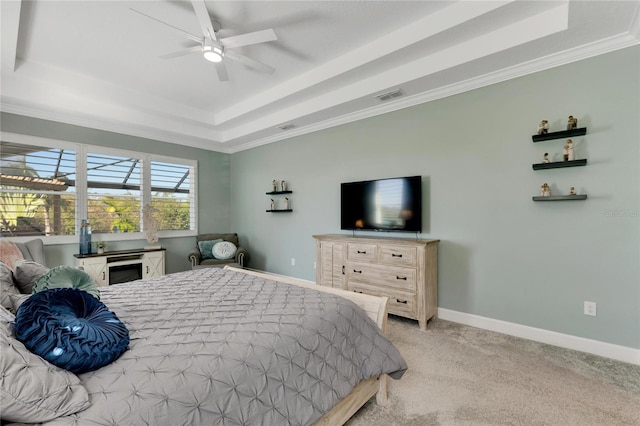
[2,31,638,155]
[0,99,234,154]
[228,31,640,153]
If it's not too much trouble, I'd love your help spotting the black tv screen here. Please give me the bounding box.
[341,176,422,232]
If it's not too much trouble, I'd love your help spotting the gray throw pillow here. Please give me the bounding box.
[13,260,49,294]
[0,262,20,312]
[0,306,91,423]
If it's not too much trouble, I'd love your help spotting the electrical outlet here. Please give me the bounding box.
[314,261,316,269]
[291,258,296,266]
[584,301,597,317]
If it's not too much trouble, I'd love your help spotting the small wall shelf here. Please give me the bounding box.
[532,127,587,142]
[532,159,587,170]
[532,195,587,201]
[266,187,292,212]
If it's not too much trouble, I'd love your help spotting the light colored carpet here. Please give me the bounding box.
[346,317,640,426]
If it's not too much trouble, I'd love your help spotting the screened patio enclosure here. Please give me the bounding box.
[0,142,193,238]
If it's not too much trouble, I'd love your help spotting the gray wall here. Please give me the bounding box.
[0,113,231,273]
[230,46,640,349]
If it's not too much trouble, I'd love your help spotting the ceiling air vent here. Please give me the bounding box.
[374,89,405,102]
[276,123,296,131]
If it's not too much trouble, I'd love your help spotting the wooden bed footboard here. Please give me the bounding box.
[224,267,391,424]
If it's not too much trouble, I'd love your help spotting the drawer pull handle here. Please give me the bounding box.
[354,290,363,294]
[357,250,367,254]
[342,265,345,275]
[102,272,106,280]
[392,253,403,258]
[353,269,362,274]
[395,299,408,304]
[396,276,407,280]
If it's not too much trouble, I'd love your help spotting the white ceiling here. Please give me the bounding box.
[1,1,639,153]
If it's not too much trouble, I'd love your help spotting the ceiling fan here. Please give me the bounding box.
[131,0,277,81]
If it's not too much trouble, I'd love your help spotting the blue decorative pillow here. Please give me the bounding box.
[212,241,237,260]
[198,239,222,259]
[15,288,129,374]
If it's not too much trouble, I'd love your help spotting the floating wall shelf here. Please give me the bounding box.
[532,127,587,142]
[532,195,587,201]
[532,159,587,170]
[266,191,292,195]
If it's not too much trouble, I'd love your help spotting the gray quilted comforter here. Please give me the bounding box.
[42,268,407,425]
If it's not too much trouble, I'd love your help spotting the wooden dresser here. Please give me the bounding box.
[313,234,439,330]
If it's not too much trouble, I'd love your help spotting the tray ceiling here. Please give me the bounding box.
[1,1,639,153]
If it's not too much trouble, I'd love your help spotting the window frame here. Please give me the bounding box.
[1,132,198,245]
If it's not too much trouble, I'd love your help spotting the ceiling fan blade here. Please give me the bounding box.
[214,62,229,81]
[225,50,275,74]
[159,46,201,59]
[220,29,277,49]
[130,8,202,43]
[191,0,217,41]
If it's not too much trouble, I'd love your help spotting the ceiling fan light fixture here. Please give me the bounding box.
[203,42,224,63]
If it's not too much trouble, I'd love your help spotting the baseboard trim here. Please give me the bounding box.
[438,308,640,366]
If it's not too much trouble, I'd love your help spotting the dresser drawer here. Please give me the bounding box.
[347,243,377,261]
[379,245,417,267]
[347,261,416,292]
[348,282,417,318]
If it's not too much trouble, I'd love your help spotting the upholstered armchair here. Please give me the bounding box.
[188,233,247,268]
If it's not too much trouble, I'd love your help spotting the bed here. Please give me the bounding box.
[4,266,407,425]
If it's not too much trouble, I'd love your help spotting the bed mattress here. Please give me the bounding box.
[39,267,407,425]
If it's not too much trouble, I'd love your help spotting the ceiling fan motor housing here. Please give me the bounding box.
[203,40,224,62]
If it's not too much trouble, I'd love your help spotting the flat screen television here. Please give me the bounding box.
[341,175,422,232]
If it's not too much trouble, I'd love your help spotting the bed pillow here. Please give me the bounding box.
[32,265,100,300]
[8,293,30,312]
[212,241,237,260]
[0,305,90,423]
[198,238,222,259]
[15,288,130,374]
[0,261,20,312]
[13,260,49,294]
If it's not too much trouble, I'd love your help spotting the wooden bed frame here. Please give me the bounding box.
[225,266,390,425]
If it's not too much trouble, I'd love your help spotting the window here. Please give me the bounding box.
[87,152,141,233]
[150,160,193,231]
[0,142,76,237]
[1,134,197,241]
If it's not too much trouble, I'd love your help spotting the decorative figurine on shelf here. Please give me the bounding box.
[538,120,549,135]
[272,180,277,192]
[543,153,550,163]
[284,197,289,210]
[567,115,578,130]
[541,183,551,197]
[566,139,574,161]
[281,180,286,192]
[270,198,275,210]
[569,186,577,196]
